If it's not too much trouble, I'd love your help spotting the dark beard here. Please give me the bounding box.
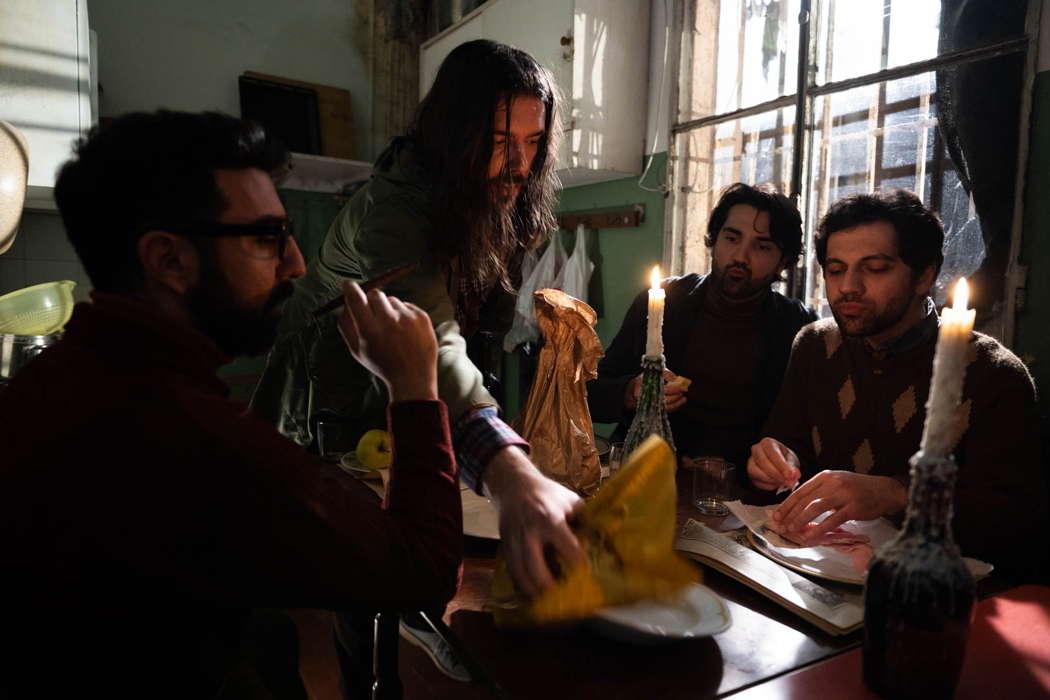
[710,262,777,300]
[489,173,527,207]
[186,256,295,358]
[830,290,913,338]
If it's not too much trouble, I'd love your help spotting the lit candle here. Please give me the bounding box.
[645,265,665,357]
[920,278,976,457]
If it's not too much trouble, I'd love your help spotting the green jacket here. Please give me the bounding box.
[251,138,504,447]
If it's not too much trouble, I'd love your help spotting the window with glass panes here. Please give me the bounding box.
[666,0,1036,340]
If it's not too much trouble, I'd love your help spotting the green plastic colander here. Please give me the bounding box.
[0,280,77,335]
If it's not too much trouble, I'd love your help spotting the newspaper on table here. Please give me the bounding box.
[674,518,864,636]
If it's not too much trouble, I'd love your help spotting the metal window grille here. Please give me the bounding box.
[666,0,1039,341]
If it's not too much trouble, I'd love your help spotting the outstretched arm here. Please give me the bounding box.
[482,448,585,597]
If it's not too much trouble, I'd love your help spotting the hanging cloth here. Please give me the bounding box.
[502,233,566,352]
[560,223,594,304]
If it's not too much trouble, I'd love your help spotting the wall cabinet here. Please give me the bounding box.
[420,0,651,187]
[0,0,94,210]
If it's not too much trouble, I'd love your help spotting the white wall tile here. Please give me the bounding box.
[4,221,27,260]
[0,259,27,295]
[24,260,81,288]
[22,212,78,262]
[73,262,92,303]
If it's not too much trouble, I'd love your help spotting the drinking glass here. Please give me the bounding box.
[316,419,355,462]
[688,457,736,516]
[608,442,625,478]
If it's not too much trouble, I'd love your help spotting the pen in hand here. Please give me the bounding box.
[313,262,419,317]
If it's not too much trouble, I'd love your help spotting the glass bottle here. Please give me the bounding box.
[862,452,975,699]
[622,354,676,459]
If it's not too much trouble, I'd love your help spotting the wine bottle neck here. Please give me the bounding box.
[901,453,958,542]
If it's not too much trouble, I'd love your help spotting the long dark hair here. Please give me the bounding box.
[411,40,561,292]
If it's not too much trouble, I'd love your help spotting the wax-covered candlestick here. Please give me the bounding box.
[920,278,976,457]
[645,265,665,357]
[863,452,975,698]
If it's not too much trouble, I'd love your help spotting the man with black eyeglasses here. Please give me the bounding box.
[0,111,463,699]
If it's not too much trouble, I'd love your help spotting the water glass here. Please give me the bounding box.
[688,457,736,516]
[316,419,355,462]
[608,442,625,478]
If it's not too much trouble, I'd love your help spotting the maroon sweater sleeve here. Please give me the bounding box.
[115,396,463,612]
[260,399,463,610]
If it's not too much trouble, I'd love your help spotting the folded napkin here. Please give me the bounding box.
[490,435,699,625]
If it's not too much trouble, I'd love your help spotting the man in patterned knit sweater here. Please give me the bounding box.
[748,190,1047,580]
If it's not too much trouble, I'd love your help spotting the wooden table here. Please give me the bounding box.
[723,585,1050,699]
[399,476,867,699]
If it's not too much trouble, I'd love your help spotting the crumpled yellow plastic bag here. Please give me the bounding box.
[490,435,699,625]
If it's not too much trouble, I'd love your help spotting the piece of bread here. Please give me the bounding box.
[667,375,692,392]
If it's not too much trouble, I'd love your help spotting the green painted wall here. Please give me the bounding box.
[504,154,668,427]
[1015,70,1050,437]
[555,154,670,347]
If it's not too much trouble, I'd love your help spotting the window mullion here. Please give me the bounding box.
[915,76,932,203]
[789,0,813,202]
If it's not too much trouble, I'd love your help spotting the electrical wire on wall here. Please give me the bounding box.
[638,0,672,194]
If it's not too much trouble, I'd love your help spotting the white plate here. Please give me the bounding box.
[461,486,500,539]
[588,583,731,644]
[339,452,384,480]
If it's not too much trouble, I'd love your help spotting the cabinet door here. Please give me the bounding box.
[419,13,486,99]
[566,0,650,177]
[481,0,573,97]
[0,0,91,189]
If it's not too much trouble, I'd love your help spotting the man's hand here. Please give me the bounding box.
[336,280,438,403]
[771,471,908,544]
[747,437,802,491]
[624,370,688,413]
[482,446,584,598]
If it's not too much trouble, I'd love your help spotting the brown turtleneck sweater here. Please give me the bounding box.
[679,285,766,466]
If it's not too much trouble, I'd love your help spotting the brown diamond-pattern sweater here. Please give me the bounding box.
[764,314,1048,579]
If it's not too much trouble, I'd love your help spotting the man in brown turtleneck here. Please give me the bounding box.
[588,183,816,475]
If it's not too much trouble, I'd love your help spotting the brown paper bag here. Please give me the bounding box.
[513,288,604,495]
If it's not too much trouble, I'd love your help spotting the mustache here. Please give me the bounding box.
[832,293,866,305]
[264,280,296,313]
[725,263,750,276]
[491,173,527,185]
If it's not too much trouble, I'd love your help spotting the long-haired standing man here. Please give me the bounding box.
[251,40,583,692]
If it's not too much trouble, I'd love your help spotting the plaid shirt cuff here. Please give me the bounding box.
[452,406,530,494]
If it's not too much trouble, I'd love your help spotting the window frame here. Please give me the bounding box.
[664,0,1042,344]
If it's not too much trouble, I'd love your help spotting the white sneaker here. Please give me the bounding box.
[398,620,473,683]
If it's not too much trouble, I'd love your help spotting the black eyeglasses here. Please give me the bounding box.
[177,218,297,261]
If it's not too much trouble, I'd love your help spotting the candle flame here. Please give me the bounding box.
[953,278,969,312]
[650,265,661,290]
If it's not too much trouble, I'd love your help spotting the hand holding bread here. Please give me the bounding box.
[624,370,691,413]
